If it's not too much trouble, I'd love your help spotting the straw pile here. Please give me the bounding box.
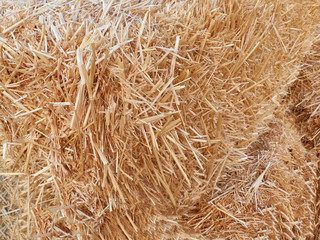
[1,0,320,239]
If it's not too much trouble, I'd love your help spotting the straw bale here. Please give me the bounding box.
[1,0,320,239]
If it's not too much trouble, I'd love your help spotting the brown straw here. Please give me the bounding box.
[1,0,320,239]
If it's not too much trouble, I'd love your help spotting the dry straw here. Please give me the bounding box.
[1,0,320,239]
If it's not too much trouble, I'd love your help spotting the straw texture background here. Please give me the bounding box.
[1,0,320,239]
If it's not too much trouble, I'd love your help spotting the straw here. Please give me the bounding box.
[1,0,320,239]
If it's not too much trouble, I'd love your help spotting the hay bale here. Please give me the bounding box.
[0,0,320,239]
